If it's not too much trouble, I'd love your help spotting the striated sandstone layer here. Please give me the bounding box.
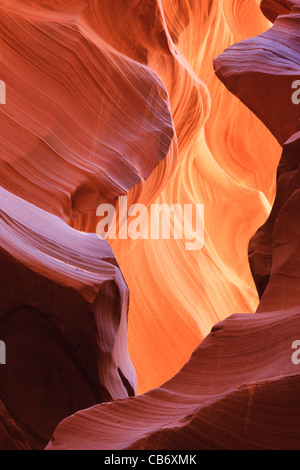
[0,187,136,449]
[249,133,300,303]
[260,0,300,22]
[214,1,300,145]
[215,0,300,308]
[0,0,175,221]
[47,307,300,450]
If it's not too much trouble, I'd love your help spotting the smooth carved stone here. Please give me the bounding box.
[260,0,300,23]
[0,0,174,222]
[249,132,300,301]
[46,308,300,450]
[214,5,300,145]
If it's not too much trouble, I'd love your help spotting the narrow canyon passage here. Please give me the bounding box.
[1,0,299,451]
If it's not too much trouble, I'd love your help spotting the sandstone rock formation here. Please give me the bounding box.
[0,0,174,221]
[214,1,300,311]
[0,187,136,448]
[214,1,300,145]
[0,0,176,448]
[1,0,300,451]
[249,133,300,303]
[260,0,299,22]
[47,306,300,450]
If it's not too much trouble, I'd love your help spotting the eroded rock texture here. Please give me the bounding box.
[260,0,299,22]
[0,187,136,449]
[214,1,300,145]
[249,133,300,304]
[0,0,174,221]
[215,1,300,311]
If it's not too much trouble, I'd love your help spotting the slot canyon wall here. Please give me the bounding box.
[0,0,299,450]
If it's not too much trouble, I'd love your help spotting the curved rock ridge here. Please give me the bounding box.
[214,3,300,146]
[249,132,300,302]
[214,1,300,312]
[0,400,30,450]
[253,132,300,313]
[261,0,300,22]
[257,188,300,312]
[0,186,136,449]
[0,0,175,221]
[46,307,300,450]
